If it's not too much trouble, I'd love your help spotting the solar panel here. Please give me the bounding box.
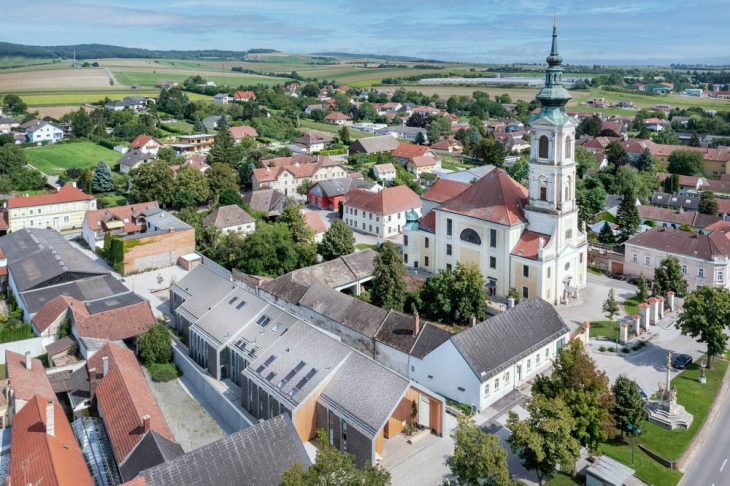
[290,368,318,397]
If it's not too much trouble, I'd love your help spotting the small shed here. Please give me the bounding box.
[585,455,637,486]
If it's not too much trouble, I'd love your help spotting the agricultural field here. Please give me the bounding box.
[0,68,112,91]
[378,84,541,101]
[24,141,122,175]
[298,119,375,139]
[8,89,210,107]
[112,70,289,88]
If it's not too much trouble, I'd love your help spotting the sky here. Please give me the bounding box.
[1,0,729,65]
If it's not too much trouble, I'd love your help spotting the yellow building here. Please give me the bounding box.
[4,185,96,233]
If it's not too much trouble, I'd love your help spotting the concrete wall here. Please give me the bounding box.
[123,229,195,274]
[172,340,251,432]
[0,336,49,364]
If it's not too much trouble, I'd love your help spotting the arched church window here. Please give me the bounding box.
[538,136,549,159]
[460,228,482,245]
[565,176,572,201]
[564,136,572,159]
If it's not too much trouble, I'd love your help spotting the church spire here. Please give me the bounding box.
[547,14,562,67]
[535,17,571,117]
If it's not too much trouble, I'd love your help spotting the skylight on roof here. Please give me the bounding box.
[255,355,276,374]
[228,296,238,305]
[236,300,247,310]
[290,368,318,397]
[278,360,306,389]
[258,316,271,327]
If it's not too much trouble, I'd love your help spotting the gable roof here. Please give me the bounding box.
[344,185,420,215]
[69,294,156,340]
[242,189,288,215]
[7,185,94,209]
[6,350,57,403]
[203,204,255,229]
[311,177,375,197]
[422,179,470,204]
[84,202,159,232]
[118,430,184,482]
[410,323,452,359]
[409,155,437,168]
[393,144,431,159]
[438,168,527,225]
[139,415,310,486]
[450,298,570,382]
[373,162,396,174]
[511,230,551,261]
[118,150,155,168]
[174,265,236,321]
[626,226,730,260]
[350,135,400,154]
[9,395,94,486]
[31,295,74,333]
[233,90,256,100]
[87,342,176,465]
[129,135,158,149]
[324,111,350,120]
[302,209,326,235]
[229,125,258,139]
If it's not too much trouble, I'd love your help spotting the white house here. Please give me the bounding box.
[202,205,256,235]
[410,298,570,411]
[372,163,397,182]
[21,120,64,144]
[343,185,421,237]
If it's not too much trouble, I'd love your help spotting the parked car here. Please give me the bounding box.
[671,354,693,370]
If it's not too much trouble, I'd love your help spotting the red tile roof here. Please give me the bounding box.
[5,350,57,403]
[69,299,156,340]
[302,210,326,235]
[393,144,431,160]
[262,154,317,167]
[422,179,470,204]
[345,185,420,215]
[626,226,730,260]
[229,125,258,139]
[7,185,94,209]
[253,157,343,183]
[324,112,350,120]
[84,202,159,231]
[439,168,527,225]
[418,210,436,233]
[233,90,256,100]
[9,395,94,486]
[31,295,74,334]
[129,135,158,149]
[409,155,437,168]
[431,138,464,151]
[88,342,175,465]
[511,230,551,260]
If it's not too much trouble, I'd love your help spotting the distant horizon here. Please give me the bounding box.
[2,0,729,66]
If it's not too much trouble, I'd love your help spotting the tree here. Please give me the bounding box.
[192,115,206,133]
[447,417,511,486]
[91,160,114,193]
[667,150,703,176]
[636,273,650,301]
[506,394,580,485]
[636,149,654,172]
[208,124,239,166]
[318,220,355,261]
[226,223,303,277]
[689,132,701,147]
[637,124,652,140]
[77,168,93,194]
[70,108,94,138]
[129,160,175,205]
[603,288,620,321]
[616,187,640,242]
[137,324,173,365]
[472,138,506,167]
[218,187,243,207]
[415,131,427,145]
[206,162,239,201]
[576,116,602,137]
[174,166,210,208]
[532,340,614,452]
[611,375,647,437]
[371,242,407,311]
[337,126,352,145]
[598,221,615,245]
[576,182,607,227]
[419,263,486,325]
[296,178,315,196]
[0,144,28,175]
[654,126,681,145]
[280,430,390,486]
[653,256,688,296]
[605,141,629,166]
[699,190,719,215]
[279,204,313,244]
[662,173,679,193]
[507,155,529,186]
[677,286,730,368]
[2,94,27,114]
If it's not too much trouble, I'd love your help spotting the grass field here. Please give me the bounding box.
[299,119,376,138]
[9,89,210,107]
[590,320,620,341]
[0,323,35,344]
[113,70,290,88]
[24,141,122,175]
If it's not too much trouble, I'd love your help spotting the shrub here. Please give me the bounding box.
[608,346,616,352]
[149,362,181,382]
[622,347,630,353]
[137,324,173,365]
[599,346,606,352]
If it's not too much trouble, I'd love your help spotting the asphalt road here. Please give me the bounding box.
[681,394,730,486]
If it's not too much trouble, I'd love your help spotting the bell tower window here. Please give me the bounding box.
[540,186,548,201]
[565,176,572,201]
[538,136,549,159]
[564,136,572,159]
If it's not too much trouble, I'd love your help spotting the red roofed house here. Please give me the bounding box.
[324,112,352,126]
[407,155,439,177]
[233,90,256,102]
[9,395,94,486]
[88,342,182,482]
[229,125,258,143]
[252,156,347,195]
[302,209,327,242]
[431,137,464,154]
[4,184,97,233]
[421,178,470,213]
[129,134,161,155]
[5,350,57,420]
[68,296,156,347]
[343,185,421,237]
[392,143,437,164]
[402,27,588,303]
[31,295,76,337]
[82,201,159,250]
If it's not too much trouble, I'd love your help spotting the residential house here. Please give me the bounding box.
[0,116,20,134]
[8,396,94,486]
[20,120,64,144]
[170,154,210,175]
[262,154,317,168]
[290,132,333,154]
[203,204,256,234]
[243,189,289,217]
[624,224,730,292]
[376,126,428,143]
[213,93,234,104]
[437,165,494,184]
[372,163,397,182]
[351,122,388,134]
[420,179,470,214]
[392,144,437,164]
[3,184,96,232]
[343,185,421,237]
[431,137,464,153]
[643,117,670,132]
[407,155,438,177]
[638,205,720,233]
[252,157,347,195]
[304,104,325,115]
[307,177,378,210]
[202,115,222,131]
[5,350,57,420]
[171,134,216,154]
[229,125,258,143]
[104,96,152,112]
[324,112,351,125]
[411,298,569,411]
[81,201,158,249]
[233,91,256,102]
[88,342,183,482]
[302,209,326,242]
[128,415,310,486]
[650,191,700,212]
[118,150,155,174]
[129,135,161,155]
[348,135,400,156]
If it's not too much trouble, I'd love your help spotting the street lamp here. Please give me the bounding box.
[626,423,641,465]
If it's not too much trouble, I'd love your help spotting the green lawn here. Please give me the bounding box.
[590,320,621,341]
[601,439,682,486]
[0,323,35,344]
[299,119,375,139]
[356,243,376,251]
[545,472,583,486]
[587,266,604,276]
[24,141,122,175]
[113,70,289,88]
[623,296,641,316]
[98,193,127,208]
[9,90,210,107]
[595,211,617,223]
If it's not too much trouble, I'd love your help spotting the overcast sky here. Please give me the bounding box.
[2,0,729,65]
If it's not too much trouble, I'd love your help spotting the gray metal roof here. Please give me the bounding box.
[22,274,130,315]
[119,431,184,482]
[409,323,452,359]
[174,265,236,320]
[298,284,387,338]
[280,249,376,290]
[314,177,376,198]
[141,208,192,232]
[320,351,409,438]
[450,298,570,382]
[349,135,400,154]
[376,126,426,137]
[192,286,268,348]
[141,415,310,486]
[437,165,495,184]
[586,455,635,485]
[118,151,154,168]
[231,304,302,364]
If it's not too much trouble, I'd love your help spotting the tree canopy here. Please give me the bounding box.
[447,417,512,486]
[698,190,719,215]
[174,166,210,208]
[318,220,355,261]
[616,187,640,242]
[667,150,703,176]
[92,160,114,193]
[653,256,688,296]
[371,242,407,311]
[677,286,730,367]
[129,160,175,205]
[418,263,486,325]
[611,375,647,437]
[137,324,173,365]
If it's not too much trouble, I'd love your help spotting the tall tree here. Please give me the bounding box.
[667,150,703,176]
[506,395,580,485]
[70,108,94,138]
[576,116,602,137]
[616,187,640,242]
[279,204,313,244]
[447,417,512,486]
[688,132,701,147]
[532,340,614,452]
[371,242,407,311]
[472,138,506,167]
[598,221,616,246]
[338,126,352,145]
[318,220,355,261]
[419,263,486,325]
[415,131,427,145]
[603,288,620,321]
[636,273,650,301]
[91,160,114,193]
[662,173,679,193]
[605,141,628,166]
[129,160,175,205]
[206,162,239,201]
[507,155,529,186]
[653,256,688,296]
[677,286,730,368]
[0,144,28,175]
[698,190,719,215]
[636,149,654,172]
[208,124,239,166]
[174,166,210,208]
[611,375,647,438]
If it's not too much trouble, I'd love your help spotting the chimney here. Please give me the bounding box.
[413,311,420,336]
[24,351,31,371]
[46,401,55,437]
[507,297,515,309]
[142,415,151,433]
[102,356,109,377]
[88,367,97,400]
